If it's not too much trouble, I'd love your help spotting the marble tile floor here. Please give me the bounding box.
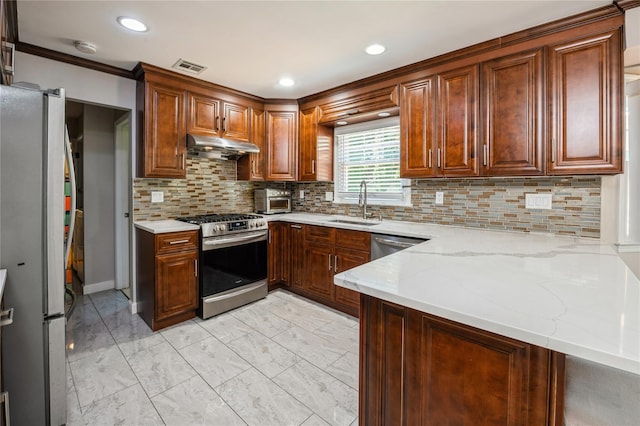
[66,289,359,426]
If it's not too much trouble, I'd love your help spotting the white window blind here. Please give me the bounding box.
[334,117,410,206]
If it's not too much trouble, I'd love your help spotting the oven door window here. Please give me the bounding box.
[201,239,267,296]
[269,198,290,210]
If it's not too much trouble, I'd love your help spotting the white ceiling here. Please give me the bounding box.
[17,1,613,99]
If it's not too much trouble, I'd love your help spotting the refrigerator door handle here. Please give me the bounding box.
[45,90,66,317]
[0,391,10,426]
[0,307,14,326]
[64,125,77,274]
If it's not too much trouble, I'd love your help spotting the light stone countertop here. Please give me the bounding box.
[134,220,199,234]
[269,213,640,375]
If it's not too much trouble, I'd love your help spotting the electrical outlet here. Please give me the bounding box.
[151,191,164,203]
[525,193,552,209]
[325,191,334,202]
[300,190,305,200]
[435,191,444,205]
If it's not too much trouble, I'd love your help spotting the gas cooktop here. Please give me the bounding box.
[177,213,263,225]
[177,213,268,237]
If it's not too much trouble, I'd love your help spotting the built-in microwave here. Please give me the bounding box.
[254,188,291,214]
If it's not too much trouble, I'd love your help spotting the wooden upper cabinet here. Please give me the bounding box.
[400,76,437,178]
[186,91,250,142]
[142,80,187,178]
[238,108,266,181]
[187,91,219,137]
[437,64,479,177]
[482,49,544,176]
[266,109,297,181]
[318,85,399,124]
[299,107,333,181]
[223,102,250,142]
[548,28,623,175]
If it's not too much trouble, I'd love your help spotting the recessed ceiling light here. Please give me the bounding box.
[279,77,295,87]
[378,112,391,117]
[117,16,148,32]
[336,121,348,126]
[365,44,386,55]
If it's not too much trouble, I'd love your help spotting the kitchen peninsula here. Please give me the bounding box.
[323,217,639,424]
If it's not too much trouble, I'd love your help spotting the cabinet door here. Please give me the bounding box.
[266,110,297,181]
[144,82,186,178]
[299,107,333,182]
[268,222,287,285]
[223,102,250,142]
[187,91,221,137]
[155,250,198,321]
[400,76,437,178]
[304,242,334,300]
[482,49,544,176]
[549,29,622,175]
[437,65,479,177]
[289,224,305,289]
[238,108,266,181]
[404,312,558,425]
[333,246,368,310]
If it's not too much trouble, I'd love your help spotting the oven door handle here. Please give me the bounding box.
[202,231,268,250]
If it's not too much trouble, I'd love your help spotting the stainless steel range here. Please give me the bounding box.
[177,213,268,319]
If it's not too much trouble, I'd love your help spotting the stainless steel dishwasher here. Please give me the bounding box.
[370,233,428,260]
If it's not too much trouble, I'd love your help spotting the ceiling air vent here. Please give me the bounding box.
[172,59,207,75]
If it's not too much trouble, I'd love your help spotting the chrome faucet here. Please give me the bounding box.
[358,180,368,219]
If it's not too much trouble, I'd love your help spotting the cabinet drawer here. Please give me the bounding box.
[336,229,370,252]
[305,225,336,244]
[156,231,199,254]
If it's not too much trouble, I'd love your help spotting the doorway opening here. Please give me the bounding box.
[65,100,132,300]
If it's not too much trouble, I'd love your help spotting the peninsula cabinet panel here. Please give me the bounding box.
[142,81,187,178]
[360,295,566,426]
[299,107,333,182]
[400,76,437,178]
[266,110,297,181]
[548,28,623,175]
[238,108,266,181]
[437,64,480,177]
[482,49,544,176]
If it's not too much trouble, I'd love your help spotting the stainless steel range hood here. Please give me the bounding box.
[187,133,259,159]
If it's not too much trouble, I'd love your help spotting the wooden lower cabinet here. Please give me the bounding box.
[360,294,565,426]
[305,242,335,301]
[268,222,369,317]
[136,229,199,331]
[268,222,289,288]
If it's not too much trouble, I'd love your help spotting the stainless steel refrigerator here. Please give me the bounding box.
[0,85,69,425]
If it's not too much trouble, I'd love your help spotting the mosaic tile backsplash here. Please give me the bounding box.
[134,158,601,238]
[290,177,601,238]
[133,158,265,221]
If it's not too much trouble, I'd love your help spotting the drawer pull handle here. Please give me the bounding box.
[169,239,190,245]
[328,254,332,270]
[291,224,302,229]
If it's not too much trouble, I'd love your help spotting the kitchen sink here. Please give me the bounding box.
[328,219,381,226]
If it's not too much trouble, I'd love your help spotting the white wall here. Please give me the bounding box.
[14,52,139,305]
[83,105,116,292]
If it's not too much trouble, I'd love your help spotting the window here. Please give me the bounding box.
[334,117,411,206]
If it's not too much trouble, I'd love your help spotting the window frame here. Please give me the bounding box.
[333,117,411,207]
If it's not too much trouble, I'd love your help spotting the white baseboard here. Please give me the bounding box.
[83,280,115,295]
